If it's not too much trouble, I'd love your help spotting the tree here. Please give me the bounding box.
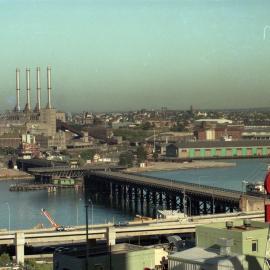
[141,121,152,130]
[153,151,158,161]
[22,259,52,270]
[119,151,134,167]
[136,146,147,163]
[0,253,11,267]
[80,149,96,161]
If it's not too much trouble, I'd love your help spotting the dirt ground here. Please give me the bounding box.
[125,160,236,173]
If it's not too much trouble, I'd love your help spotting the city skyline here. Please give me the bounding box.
[1,0,270,112]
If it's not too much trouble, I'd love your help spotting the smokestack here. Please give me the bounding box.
[46,66,52,109]
[34,67,41,112]
[24,68,31,112]
[14,68,20,112]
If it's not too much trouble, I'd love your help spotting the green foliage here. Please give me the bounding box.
[153,151,158,161]
[80,149,96,161]
[0,147,18,156]
[141,121,152,130]
[113,129,153,142]
[0,252,11,267]
[136,146,147,163]
[119,151,134,167]
[23,259,52,270]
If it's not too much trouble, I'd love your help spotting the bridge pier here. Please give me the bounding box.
[106,226,116,246]
[140,188,144,215]
[85,173,241,218]
[134,187,139,213]
[15,232,25,265]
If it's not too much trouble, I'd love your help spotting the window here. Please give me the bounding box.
[252,240,258,252]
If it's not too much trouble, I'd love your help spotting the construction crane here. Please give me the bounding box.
[41,208,66,231]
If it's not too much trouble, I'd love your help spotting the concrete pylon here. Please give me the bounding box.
[106,226,116,246]
[15,232,25,265]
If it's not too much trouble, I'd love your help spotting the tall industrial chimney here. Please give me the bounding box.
[46,66,52,109]
[14,68,20,112]
[34,67,41,112]
[24,68,31,112]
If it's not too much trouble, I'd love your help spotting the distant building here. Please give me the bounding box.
[18,133,40,159]
[194,123,244,141]
[0,136,21,148]
[56,111,66,123]
[0,67,67,151]
[166,140,270,159]
[88,127,113,141]
[242,126,270,140]
[168,220,269,270]
[195,119,233,125]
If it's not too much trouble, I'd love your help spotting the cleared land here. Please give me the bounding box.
[125,160,236,173]
[0,168,33,180]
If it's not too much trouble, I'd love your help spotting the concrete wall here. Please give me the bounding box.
[196,221,269,270]
[54,247,156,270]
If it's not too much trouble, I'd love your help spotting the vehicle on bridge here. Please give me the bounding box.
[41,208,74,231]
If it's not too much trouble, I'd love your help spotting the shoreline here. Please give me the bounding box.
[125,160,236,173]
[0,168,34,181]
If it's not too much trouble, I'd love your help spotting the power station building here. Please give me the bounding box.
[0,67,66,150]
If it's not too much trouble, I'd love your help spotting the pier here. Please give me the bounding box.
[27,165,127,182]
[85,171,263,216]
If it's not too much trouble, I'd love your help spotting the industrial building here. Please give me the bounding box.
[168,219,269,270]
[0,67,66,150]
[166,140,270,159]
[53,243,166,270]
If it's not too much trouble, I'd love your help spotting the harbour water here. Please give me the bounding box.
[143,158,270,191]
[0,158,269,230]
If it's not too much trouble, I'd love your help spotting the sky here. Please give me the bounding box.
[0,0,270,112]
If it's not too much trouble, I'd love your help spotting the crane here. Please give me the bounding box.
[41,208,66,231]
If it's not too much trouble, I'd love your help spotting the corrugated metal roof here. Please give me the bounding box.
[170,140,270,148]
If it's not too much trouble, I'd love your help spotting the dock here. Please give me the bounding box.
[9,183,82,192]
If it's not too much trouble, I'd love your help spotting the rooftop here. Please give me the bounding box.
[56,243,149,259]
[198,220,268,232]
[171,140,270,148]
[169,247,243,265]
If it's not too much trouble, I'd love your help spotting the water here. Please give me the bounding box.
[0,181,132,230]
[143,159,270,191]
[0,158,269,230]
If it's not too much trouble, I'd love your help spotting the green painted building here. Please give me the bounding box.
[166,140,270,160]
[52,178,75,186]
[169,220,270,270]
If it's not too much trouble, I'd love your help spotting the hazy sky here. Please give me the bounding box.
[1,0,270,112]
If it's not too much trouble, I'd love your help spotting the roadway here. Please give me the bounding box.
[0,211,264,246]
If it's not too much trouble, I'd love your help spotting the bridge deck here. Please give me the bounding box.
[87,171,258,202]
[28,165,127,174]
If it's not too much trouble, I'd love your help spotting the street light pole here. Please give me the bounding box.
[88,198,93,230]
[6,203,10,232]
[85,197,94,270]
[2,203,10,231]
[183,190,187,216]
[85,203,89,270]
[242,180,248,194]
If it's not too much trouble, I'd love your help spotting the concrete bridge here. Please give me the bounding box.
[85,171,264,216]
[0,211,264,264]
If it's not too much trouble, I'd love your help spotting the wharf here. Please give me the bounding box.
[9,183,82,192]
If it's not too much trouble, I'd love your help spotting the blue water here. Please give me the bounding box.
[143,159,270,191]
[0,181,132,230]
[0,158,269,230]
